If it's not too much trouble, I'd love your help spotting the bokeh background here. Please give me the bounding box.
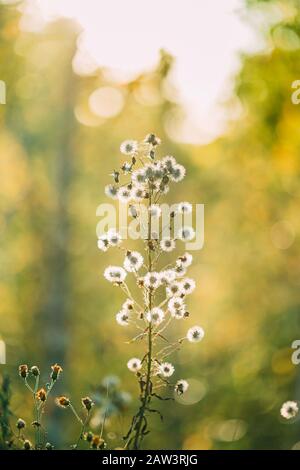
[1,0,300,450]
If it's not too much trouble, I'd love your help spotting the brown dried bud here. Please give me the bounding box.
[16,418,26,430]
[56,396,70,408]
[36,388,47,402]
[23,440,32,450]
[51,364,63,381]
[81,396,94,411]
[19,364,28,379]
[30,366,40,377]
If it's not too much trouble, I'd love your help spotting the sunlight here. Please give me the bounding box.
[19,0,261,143]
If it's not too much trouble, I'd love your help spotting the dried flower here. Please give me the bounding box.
[177,226,195,241]
[124,251,144,272]
[104,266,127,283]
[280,401,299,420]
[51,364,63,381]
[91,434,105,449]
[177,202,192,214]
[97,235,109,252]
[127,358,142,373]
[55,396,70,408]
[16,418,26,430]
[187,326,205,343]
[84,431,94,443]
[144,271,161,290]
[81,396,94,411]
[23,440,32,450]
[160,238,176,252]
[181,278,196,295]
[120,140,138,156]
[116,310,130,326]
[105,184,119,200]
[166,281,184,298]
[107,229,122,247]
[30,366,40,377]
[149,204,161,218]
[177,252,193,268]
[175,380,189,395]
[36,388,47,402]
[19,364,28,379]
[158,362,175,378]
[144,133,161,146]
[118,187,132,203]
[145,307,165,325]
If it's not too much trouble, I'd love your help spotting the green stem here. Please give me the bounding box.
[132,186,154,450]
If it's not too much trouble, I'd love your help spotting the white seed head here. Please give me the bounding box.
[160,269,177,284]
[116,310,130,326]
[127,357,142,372]
[149,204,161,218]
[122,298,134,311]
[177,226,195,241]
[177,202,192,214]
[145,307,165,325]
[166,281,184,298]
[120,140,138,155]
[158,362,175,378]
[280,401,299,420]
[187,326,205,343]
[162,155,177,170]
[168,296,185,314]
[124,251,144,272]
[107,229,122,247]
[97,236,109,252]
[181,278,196,295]
[175,380,189,395]
[118,187,132,203]
[160,238,176,252]
[177,252,193,268]
[169,164,186,182]
[105,184,119,200]
[104,266,127,283]
[144,272,161,290]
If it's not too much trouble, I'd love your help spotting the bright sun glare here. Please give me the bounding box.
[16,0,261,144]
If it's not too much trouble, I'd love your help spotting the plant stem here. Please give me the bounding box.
[132,187,153,450]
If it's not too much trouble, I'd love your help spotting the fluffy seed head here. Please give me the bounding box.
[145,307,165,325]
[280,401,299,420]
[187,326,205,343]
[120,139,138,155]
[104,266,127,283]
[175,380,189,395]
[158,362,175,377]
[127,358,142,372]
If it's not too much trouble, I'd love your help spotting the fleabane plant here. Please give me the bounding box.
[98,134,205,450]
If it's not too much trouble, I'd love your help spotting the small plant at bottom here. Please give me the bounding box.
[0,364,127,450]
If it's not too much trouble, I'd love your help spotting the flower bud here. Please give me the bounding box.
[81,396,94,411]
[18,364,28,379]
[50,364,63,381]
[55,396,70,408]
[30,366,40,377]
[23,440,32,450]
[16,418,26,430]
[36,388,47,402]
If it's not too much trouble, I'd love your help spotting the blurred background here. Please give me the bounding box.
[0,0,300,450]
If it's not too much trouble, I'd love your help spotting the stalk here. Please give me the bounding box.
[132,187,153,449]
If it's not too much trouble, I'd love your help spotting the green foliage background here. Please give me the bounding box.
[0,0,300,450]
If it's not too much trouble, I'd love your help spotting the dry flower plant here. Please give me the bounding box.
[99,134,205,449]
[1,364,112,450]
